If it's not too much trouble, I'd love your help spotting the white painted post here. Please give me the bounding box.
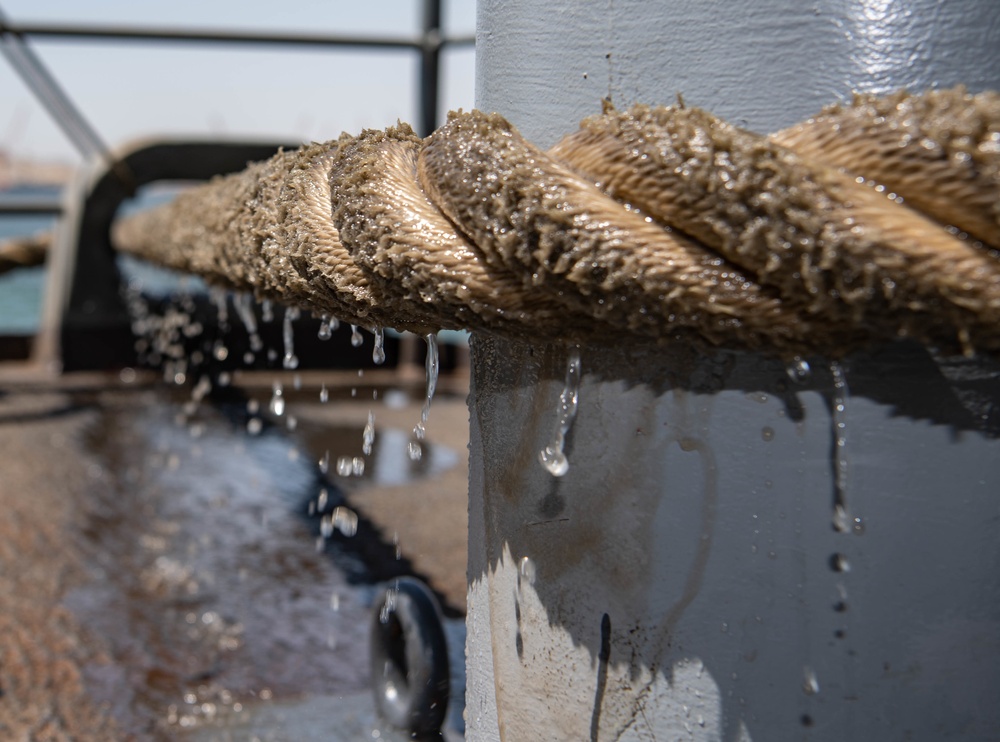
[467,2,1000,740]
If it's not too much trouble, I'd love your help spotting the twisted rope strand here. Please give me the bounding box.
[111,85,1000,356]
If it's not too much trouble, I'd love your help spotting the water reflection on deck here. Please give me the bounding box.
[0,371,467,740]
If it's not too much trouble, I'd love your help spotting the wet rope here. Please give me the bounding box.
[112,85,1000,356]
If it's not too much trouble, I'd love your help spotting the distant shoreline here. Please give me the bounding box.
[0,152,75,190]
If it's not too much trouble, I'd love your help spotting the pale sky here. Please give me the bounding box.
[0,0,477,163]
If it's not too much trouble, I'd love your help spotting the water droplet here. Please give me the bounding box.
[518,556,536,587]
[211,287,229,330]
[213,341,229,362]
[539,347,582,477]
[336,456,353,477]
[246,417,262,435]
[363,411,375,456]
[319,383,329,403]
[829,361,850,533]
[351,457,365,477]
[761,426,775,442]
[372,326,386,365]
[282,306,300,369]
[318,450,330,474]
[852,516,866,535]
[832,503,851,533]
[317,487,329,510]
[802,667,820,695]
[317,314,333,340]
[409,334,439,460]
[233,292,263,353]
[350,325,363,348]
[786,356,811,383]
[829,553,850,572]
[261,299,274,323]
[333,506,358,536]
[269,381,285,416]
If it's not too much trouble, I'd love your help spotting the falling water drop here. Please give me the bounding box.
[233,293,264,353]
[350,325,363,348]
[318,450,330,474]
[213,340,229,362]
[363,410,375,456]
[333,506,359,536]
[832,503,851,534]
[408,333,439,462]
[517,556,536,595]
[372,326,386,365]
[786,357,812,383]
[317,314,333,341]
[211,287,229,331]
[829,361,850,531]
[246,417,262,435]
[190,375,212,404]
[802,667,820,695]
[829,553,851,573]
[336,456,353,477]
[269,381,285,417]
[283,307,300,370]
[317,487,329,510]
[319,383,329,403]
[539,347,582,477]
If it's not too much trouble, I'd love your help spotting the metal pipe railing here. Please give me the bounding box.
[0,198,63,215]
[0,20,473,52]
[0,0,472,174]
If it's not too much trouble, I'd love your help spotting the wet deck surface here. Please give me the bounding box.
[0,368,468,741]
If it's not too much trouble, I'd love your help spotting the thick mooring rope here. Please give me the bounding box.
[113,86,1000,356]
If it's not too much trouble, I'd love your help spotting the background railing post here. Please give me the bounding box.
[419,0,442,137]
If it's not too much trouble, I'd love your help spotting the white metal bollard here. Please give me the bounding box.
[466,2,1000,740]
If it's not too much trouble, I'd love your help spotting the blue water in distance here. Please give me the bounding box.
[0,185,58,334]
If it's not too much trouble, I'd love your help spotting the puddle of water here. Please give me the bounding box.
[296,421,460,488]
[68,389,375,739]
